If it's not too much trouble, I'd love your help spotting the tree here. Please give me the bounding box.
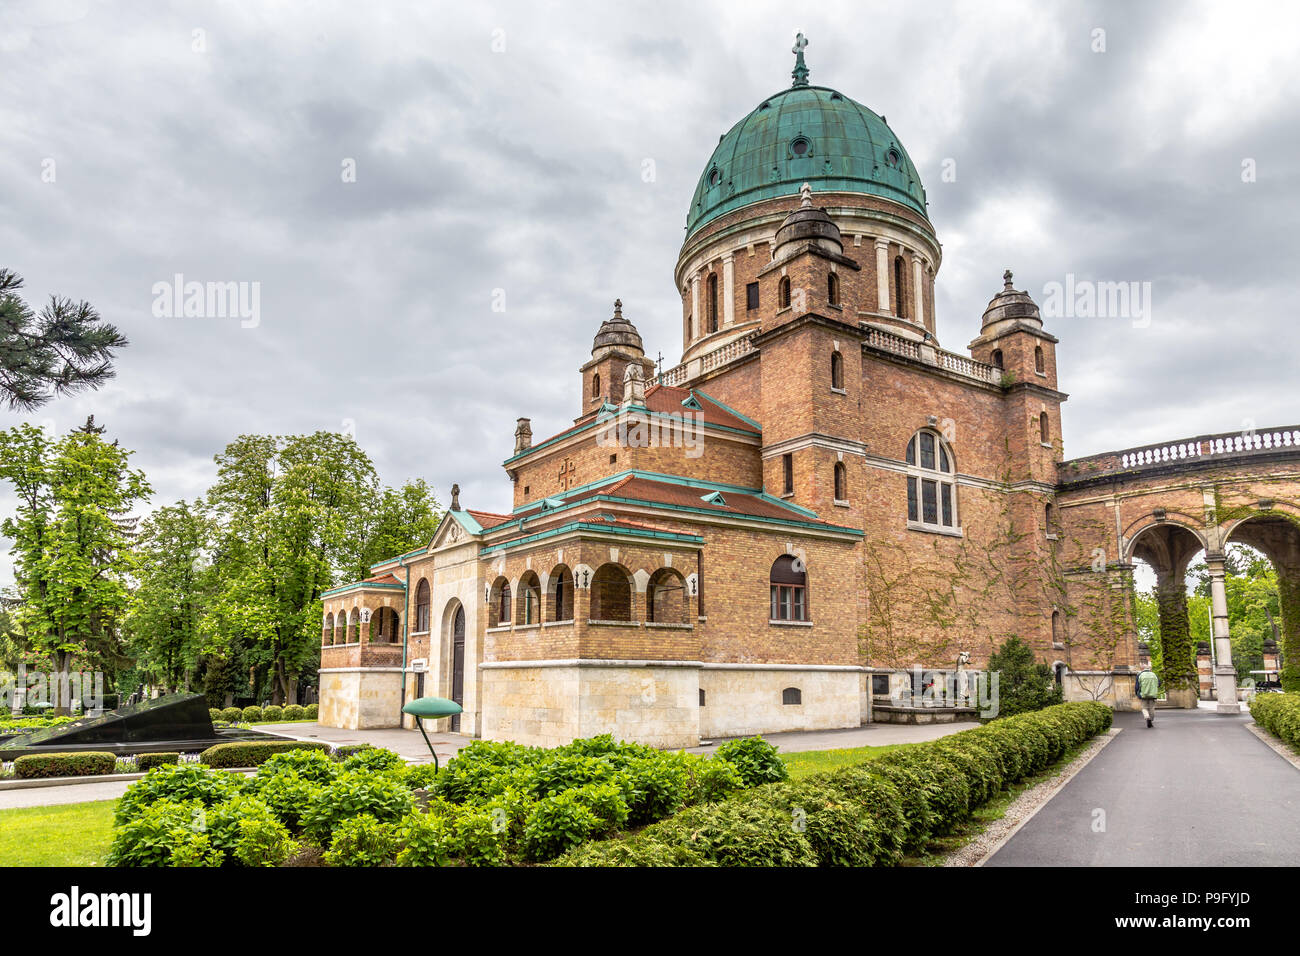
[0,418,150,712]
[986,636,1062,718]
[347,478,442,581]
[124,501,215,693]
[0,269,128,411]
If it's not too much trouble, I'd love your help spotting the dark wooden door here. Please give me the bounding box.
[451,605,465,732]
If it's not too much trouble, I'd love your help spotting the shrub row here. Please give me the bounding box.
[136,753,180,771]
[199,740,331,768]
[557,702,1113,867]
[209,704,318,724]
[13,751,117,779]
[1249,693,1300,749]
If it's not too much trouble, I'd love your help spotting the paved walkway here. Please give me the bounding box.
[986,705,1300,866]
[0,719,978,810]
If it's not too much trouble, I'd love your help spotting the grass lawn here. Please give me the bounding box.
[0,799,116,867]
[780,743,912,779]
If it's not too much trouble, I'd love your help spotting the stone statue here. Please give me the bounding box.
[622,361,646,404]
[955,650,972,704]
[450,483,461,511]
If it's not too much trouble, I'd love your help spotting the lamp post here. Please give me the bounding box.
[400,696,463,771]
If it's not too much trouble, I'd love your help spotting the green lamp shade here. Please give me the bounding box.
[402,696,463,719]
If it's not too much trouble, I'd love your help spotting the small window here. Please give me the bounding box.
[699,688,706,707]
[707,272,718,333]
[827,272,839,306]
[886,148,900,167]
[498,584,512,626]
[592,373,601,397]
[791,137,810,156]
[834,461,847,502]
[991,349,1003,369]
[779,276,791,309]
[830,351,844,390]
[782,687,802,705]
[782,453,793,495]
[1035,345,1045,373]
[893,256,907,318]
[871,674,890,695]
[1040,412,1050,443]
[1045,502,1054,529]
[708,167,721,187]
[415,579,430,633]
[609,453,617,464]
[746,282,759,311]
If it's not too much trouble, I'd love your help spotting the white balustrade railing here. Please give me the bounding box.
[1118,428,1300,470]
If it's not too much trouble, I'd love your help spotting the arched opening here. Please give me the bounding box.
[1129,522,1209,707]
[779,276,791,309]
[827,272,840,306]
[782,687,802,705]
[548,565,574,622]
[1051,610,1064,648]
[707,272,718,333]
[592,373,601,398]
[905,429,957,530]
[1040,412,1050,443]
[590,564,633,622]
[893,256,907,317]
[347,607,360,643]
[414,578,431,633]
[334,613,347,646]
[830,351,844,390]
[770,554,808,622]
[991,349,1004,369]
[1035,345,1045,373]
[370,606,400,644]
[1221,513,1300,692]
[1045,501,1055,531]
[516,571,541,625]
[446,601,466,732]
[647,567,689,624]
[323,612,334,646]
[489,576,511,627]
[834,461,847,502]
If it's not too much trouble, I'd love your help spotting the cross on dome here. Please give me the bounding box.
[791,32,810,87]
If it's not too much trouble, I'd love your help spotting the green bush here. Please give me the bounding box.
[644,800,819,867]
[219,707,243,723]
[522,790,604,861]
[679,753,746,805]
[261,705,284,723]
[249,771,325,831]
[713,736,789,787]
[13,751,116,779]
[136,752,180,772]
[558,834,714,867]
[304,704,319,720]
[254,748,339,785]
[397,763,441,792]
[301,770,415,843]
[323,814,398,867]
[241,706,264,723]
[234,815,298,867]
[743,778,892,867]
[199,793,281,863]
[199,740,330,768]
[394,812,457,867]
[853,762,937,851]
[115,763,244,826]
[331,743,374,761]
[617,755,688,825]
[871,750,970,833]
[1251,693,1300,748]
[106,799,222,867]
[986,636,1064,717]
[283,704,306,721]
[450,807,509,866]
[342,747,406,774]
[806,768,906,865]
[208,708,222,723]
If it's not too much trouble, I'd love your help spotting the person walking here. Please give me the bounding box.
[1135,665,1161,727]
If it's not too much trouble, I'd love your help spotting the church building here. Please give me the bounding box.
[316,38,1126,746]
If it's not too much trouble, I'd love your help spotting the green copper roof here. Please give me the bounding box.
[685,84,928,240]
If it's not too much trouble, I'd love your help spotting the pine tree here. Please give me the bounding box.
[0,269,128,411]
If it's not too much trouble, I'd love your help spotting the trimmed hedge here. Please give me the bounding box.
[13,751,117,779]
[262,705,284,723]
[557,702,1112,867]
[283,704,305,721]
[136,752,180,771]
[199,740,331,768]
[304,704,319,720]
[241,706,264,723]
[1250,693,1300,748]
[219,707,242,723]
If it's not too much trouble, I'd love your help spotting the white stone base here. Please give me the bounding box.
[319,668,403,730]
[699,664,861,739]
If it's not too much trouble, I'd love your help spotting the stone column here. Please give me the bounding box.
[1205,555,1239,714]
[722,253,735,327]
[690,274,700,341]
[873,238,891,313]
[911,253,926,329]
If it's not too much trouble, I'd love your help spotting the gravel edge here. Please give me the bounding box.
[1244,721,1300,773]
[943,727,1122,867]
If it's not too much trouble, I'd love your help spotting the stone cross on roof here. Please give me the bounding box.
[791,32,810,87]
[1003,269,1014,290]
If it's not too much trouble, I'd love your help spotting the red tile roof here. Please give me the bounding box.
[466,509,512,529]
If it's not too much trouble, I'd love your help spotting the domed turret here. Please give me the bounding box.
[591,299,645,358]
[772,183,843,261]
[580,299,655,418]
[980,270,1042,336]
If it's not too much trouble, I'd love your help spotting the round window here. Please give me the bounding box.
[791,137,810,156]
[886,149,900,167]
[709,168,721,187]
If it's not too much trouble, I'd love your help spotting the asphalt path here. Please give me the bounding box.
[987,706,1300,866]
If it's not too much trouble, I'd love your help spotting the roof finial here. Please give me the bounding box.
[1003,269,1014,291]
[799,182,813,208]
[450,483,460,511]
[613,298,623,319]
[791,32,810,88]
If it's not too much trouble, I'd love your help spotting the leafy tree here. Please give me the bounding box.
[124,500,215,693]
[0,269,127,411]
[0,418,150,712]
[986,636,1062,718]
[347,478,442,581]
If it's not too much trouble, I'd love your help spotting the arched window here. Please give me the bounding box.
[517,571,541,625]
[834,461,847,502]
[334,613,346,645]
[550,566,574,622]
[371,607,399,644]
[490,577,511,626]
[707,272,718,333]
[647,567,688,624]
[769,555,808,622]
[414,579,430,633]
[991,349,1004,369]
[1040,412,1050,443]
[590,564,632,622]
[323,613,334,646]
[1045,502,1055,531]
[1034,345,1045,374]
[779,276,791,309]
[782,687,802,705]
[830,351,844,390]
[348,607,360,643]
[893,256,907,317]
[1051,610,1063,647]
[827,272,840,306]
[592,373,601,398]
[905,430,957,530]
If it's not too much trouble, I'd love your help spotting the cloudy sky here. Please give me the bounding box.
[2,0,1298,586]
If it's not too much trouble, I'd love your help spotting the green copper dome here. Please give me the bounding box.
[686,83,929,240]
